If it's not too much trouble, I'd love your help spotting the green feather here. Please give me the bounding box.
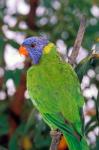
[27,43,89,150]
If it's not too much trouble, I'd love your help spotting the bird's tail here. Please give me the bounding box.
[80,136,89,150]
[43,113,83,150]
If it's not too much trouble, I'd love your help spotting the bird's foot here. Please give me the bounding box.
[49,130,62,150]
[50,130,62,137]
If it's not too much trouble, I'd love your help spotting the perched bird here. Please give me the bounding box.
[19,36,89,150]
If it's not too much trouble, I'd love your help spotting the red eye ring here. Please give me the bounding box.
[31,43,36,48]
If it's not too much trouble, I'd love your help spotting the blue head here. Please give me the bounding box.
[19,36,49,64]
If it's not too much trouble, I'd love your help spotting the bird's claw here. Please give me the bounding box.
[50,130,62,137]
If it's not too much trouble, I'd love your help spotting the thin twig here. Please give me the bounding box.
[68,15,86,65]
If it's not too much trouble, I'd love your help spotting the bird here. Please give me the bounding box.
[19,36,89,150]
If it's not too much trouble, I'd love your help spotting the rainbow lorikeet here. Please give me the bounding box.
[19,36,89,150]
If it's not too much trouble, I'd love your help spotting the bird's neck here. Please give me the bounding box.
[40,43,59,65]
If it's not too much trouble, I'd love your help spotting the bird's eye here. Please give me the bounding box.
[31,43,36,48]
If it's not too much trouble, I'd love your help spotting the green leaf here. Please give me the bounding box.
[0,101,8,113]
[34,120,50,148]
[95,136,99,150]
[0,36,5,65]
[0,114,9,136]
[24,109,36,133]
[0,10,4,21]
[7,40,20,49]
[9,123,25,150]
[4,69,22,87]
[75,55,99,82]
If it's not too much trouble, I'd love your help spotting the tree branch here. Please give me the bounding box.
[68,15,86,65]
[27,0,39,30]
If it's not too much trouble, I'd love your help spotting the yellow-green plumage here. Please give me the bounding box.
[27,43,89,150]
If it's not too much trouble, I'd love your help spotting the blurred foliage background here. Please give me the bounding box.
[0,0,99,150]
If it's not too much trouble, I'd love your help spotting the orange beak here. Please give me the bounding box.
[19,45,28,56]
